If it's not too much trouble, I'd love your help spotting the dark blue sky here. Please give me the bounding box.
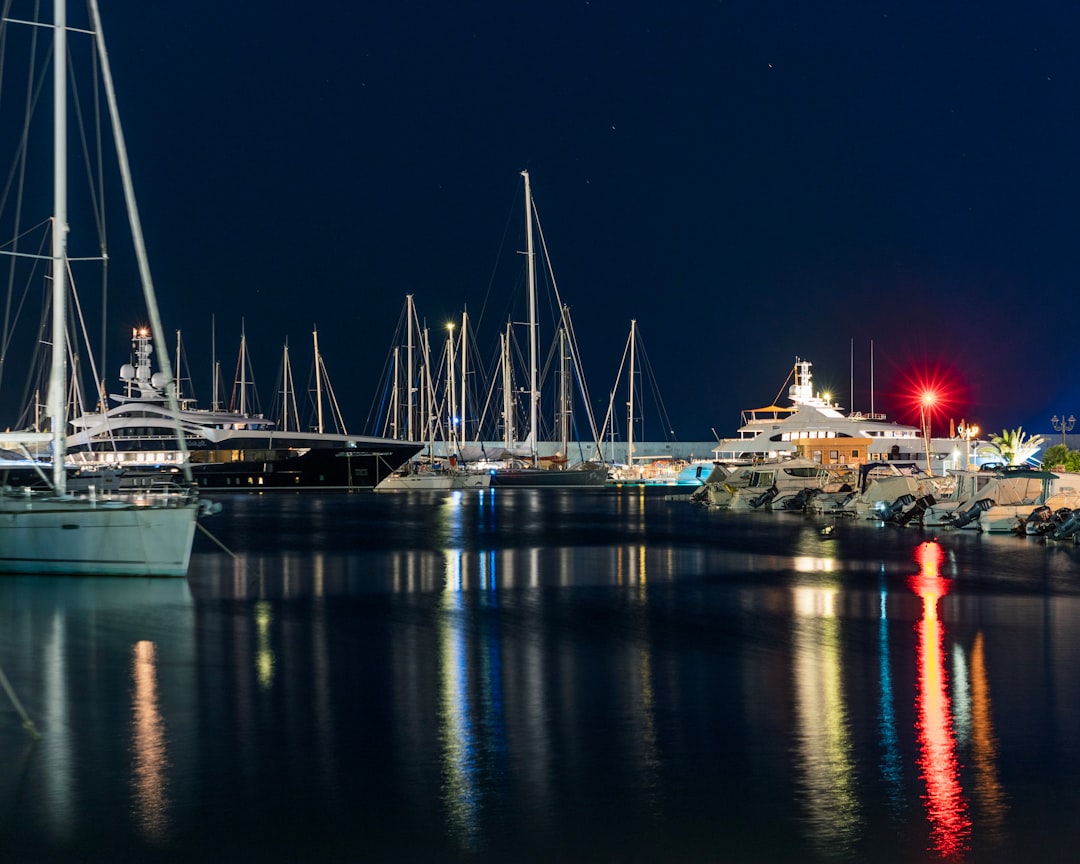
[15,1,1080,441]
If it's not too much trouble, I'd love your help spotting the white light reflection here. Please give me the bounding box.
[791,584,861,858]
[131,640,170,843]
[438,498,481,852]
[42,613,74,841]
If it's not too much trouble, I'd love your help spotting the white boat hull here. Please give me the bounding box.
[0,496,199,576]
[376,471,491,492]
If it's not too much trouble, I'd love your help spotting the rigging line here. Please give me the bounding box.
[65,255,108,424]
[0,217,53,250]
[770,362,796,408]
[472,178,521,340]
[65,24,110,379]
[0,227,48,369]
[1,15,46,396]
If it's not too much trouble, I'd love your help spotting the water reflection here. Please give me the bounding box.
[438,553,481,853]
[130,640,169,842]
[910,541,971,859]
[877,570,905,820]
[0,578,193,855]
[791,583,861,858]
[968,632,1008,846]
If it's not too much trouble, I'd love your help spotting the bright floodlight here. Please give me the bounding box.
[921,390,936,407]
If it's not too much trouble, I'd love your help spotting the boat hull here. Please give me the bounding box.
[187,443,421,490]
[376,471,492,491]
[490,467,609,488]
[74,441,424,491]
[0,496,199,576]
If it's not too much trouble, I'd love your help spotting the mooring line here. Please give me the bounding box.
[0,663,39,739]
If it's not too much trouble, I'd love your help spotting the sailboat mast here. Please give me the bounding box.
[175,330,184,402]
[446,322,457,454]
[406,294,415,442]
[628,319,636,471]
[559,324,569,457]
[501,326,513,449]
[313,326,324,434]
[89,0,192,483]
[522,169,538,467]
[460,310,468,444]
[239,323,247,414]
[49,0,68,495]
[211,314,219,410]
[391,345,400,438]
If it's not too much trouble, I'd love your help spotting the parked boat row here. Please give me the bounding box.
[692,456,1080,541]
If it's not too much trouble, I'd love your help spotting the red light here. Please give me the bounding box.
[889,363,967,427]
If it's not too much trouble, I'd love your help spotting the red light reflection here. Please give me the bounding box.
[909,542,971,860]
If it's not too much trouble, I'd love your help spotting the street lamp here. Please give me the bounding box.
[1051,414,1075,448]
[920,390,936,476]
[957,420,979,470]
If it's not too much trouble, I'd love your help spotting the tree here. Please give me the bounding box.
[989,427,1046,466]
[1040,443,1080,472]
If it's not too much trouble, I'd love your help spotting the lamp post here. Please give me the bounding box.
[920,391,936,476]
[1051,414,1075,448]
[957,421,979,470]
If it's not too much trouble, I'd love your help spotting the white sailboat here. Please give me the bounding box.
[377,305,490,491]
[0,0,202,576]
[485,170,606,487]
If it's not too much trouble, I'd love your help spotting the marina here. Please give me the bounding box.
[2,3,1080,861]
[3,487,1080,862]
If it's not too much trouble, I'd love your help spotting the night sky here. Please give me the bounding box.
[6,2,1080,442]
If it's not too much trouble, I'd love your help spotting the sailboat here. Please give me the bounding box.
[485,171,607,488]
[376,304,490,491]
[603,320,702,486]
[0,1,203,576]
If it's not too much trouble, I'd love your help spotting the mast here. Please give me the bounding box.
[313,326,324,434]
[522,169,538,467]
[446,321,457,455]
[211,314,220,410]
[391,345,400,439]
[89,0,192,482]
[175,330,182,401]
[281,339,293,431]
[870,339,875,418]
[239,322,247,414]
[559,322,569,458]
[628,319,636,472]
[501,325,513,449]
[49,0,68,494]
[422,327,434,458]
[406,294,415,442]
[460,310,468,444]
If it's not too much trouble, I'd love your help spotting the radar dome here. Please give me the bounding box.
[151,372,170,390]
[120,363,135,381]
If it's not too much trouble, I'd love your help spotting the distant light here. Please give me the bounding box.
[921,391,937,407]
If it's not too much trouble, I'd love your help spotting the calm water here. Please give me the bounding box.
[2,487,1080,863]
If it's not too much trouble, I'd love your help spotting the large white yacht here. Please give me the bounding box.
[64,328,421,490]
[710,358,982,474]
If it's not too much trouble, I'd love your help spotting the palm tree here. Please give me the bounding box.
[988,427,1046,466]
